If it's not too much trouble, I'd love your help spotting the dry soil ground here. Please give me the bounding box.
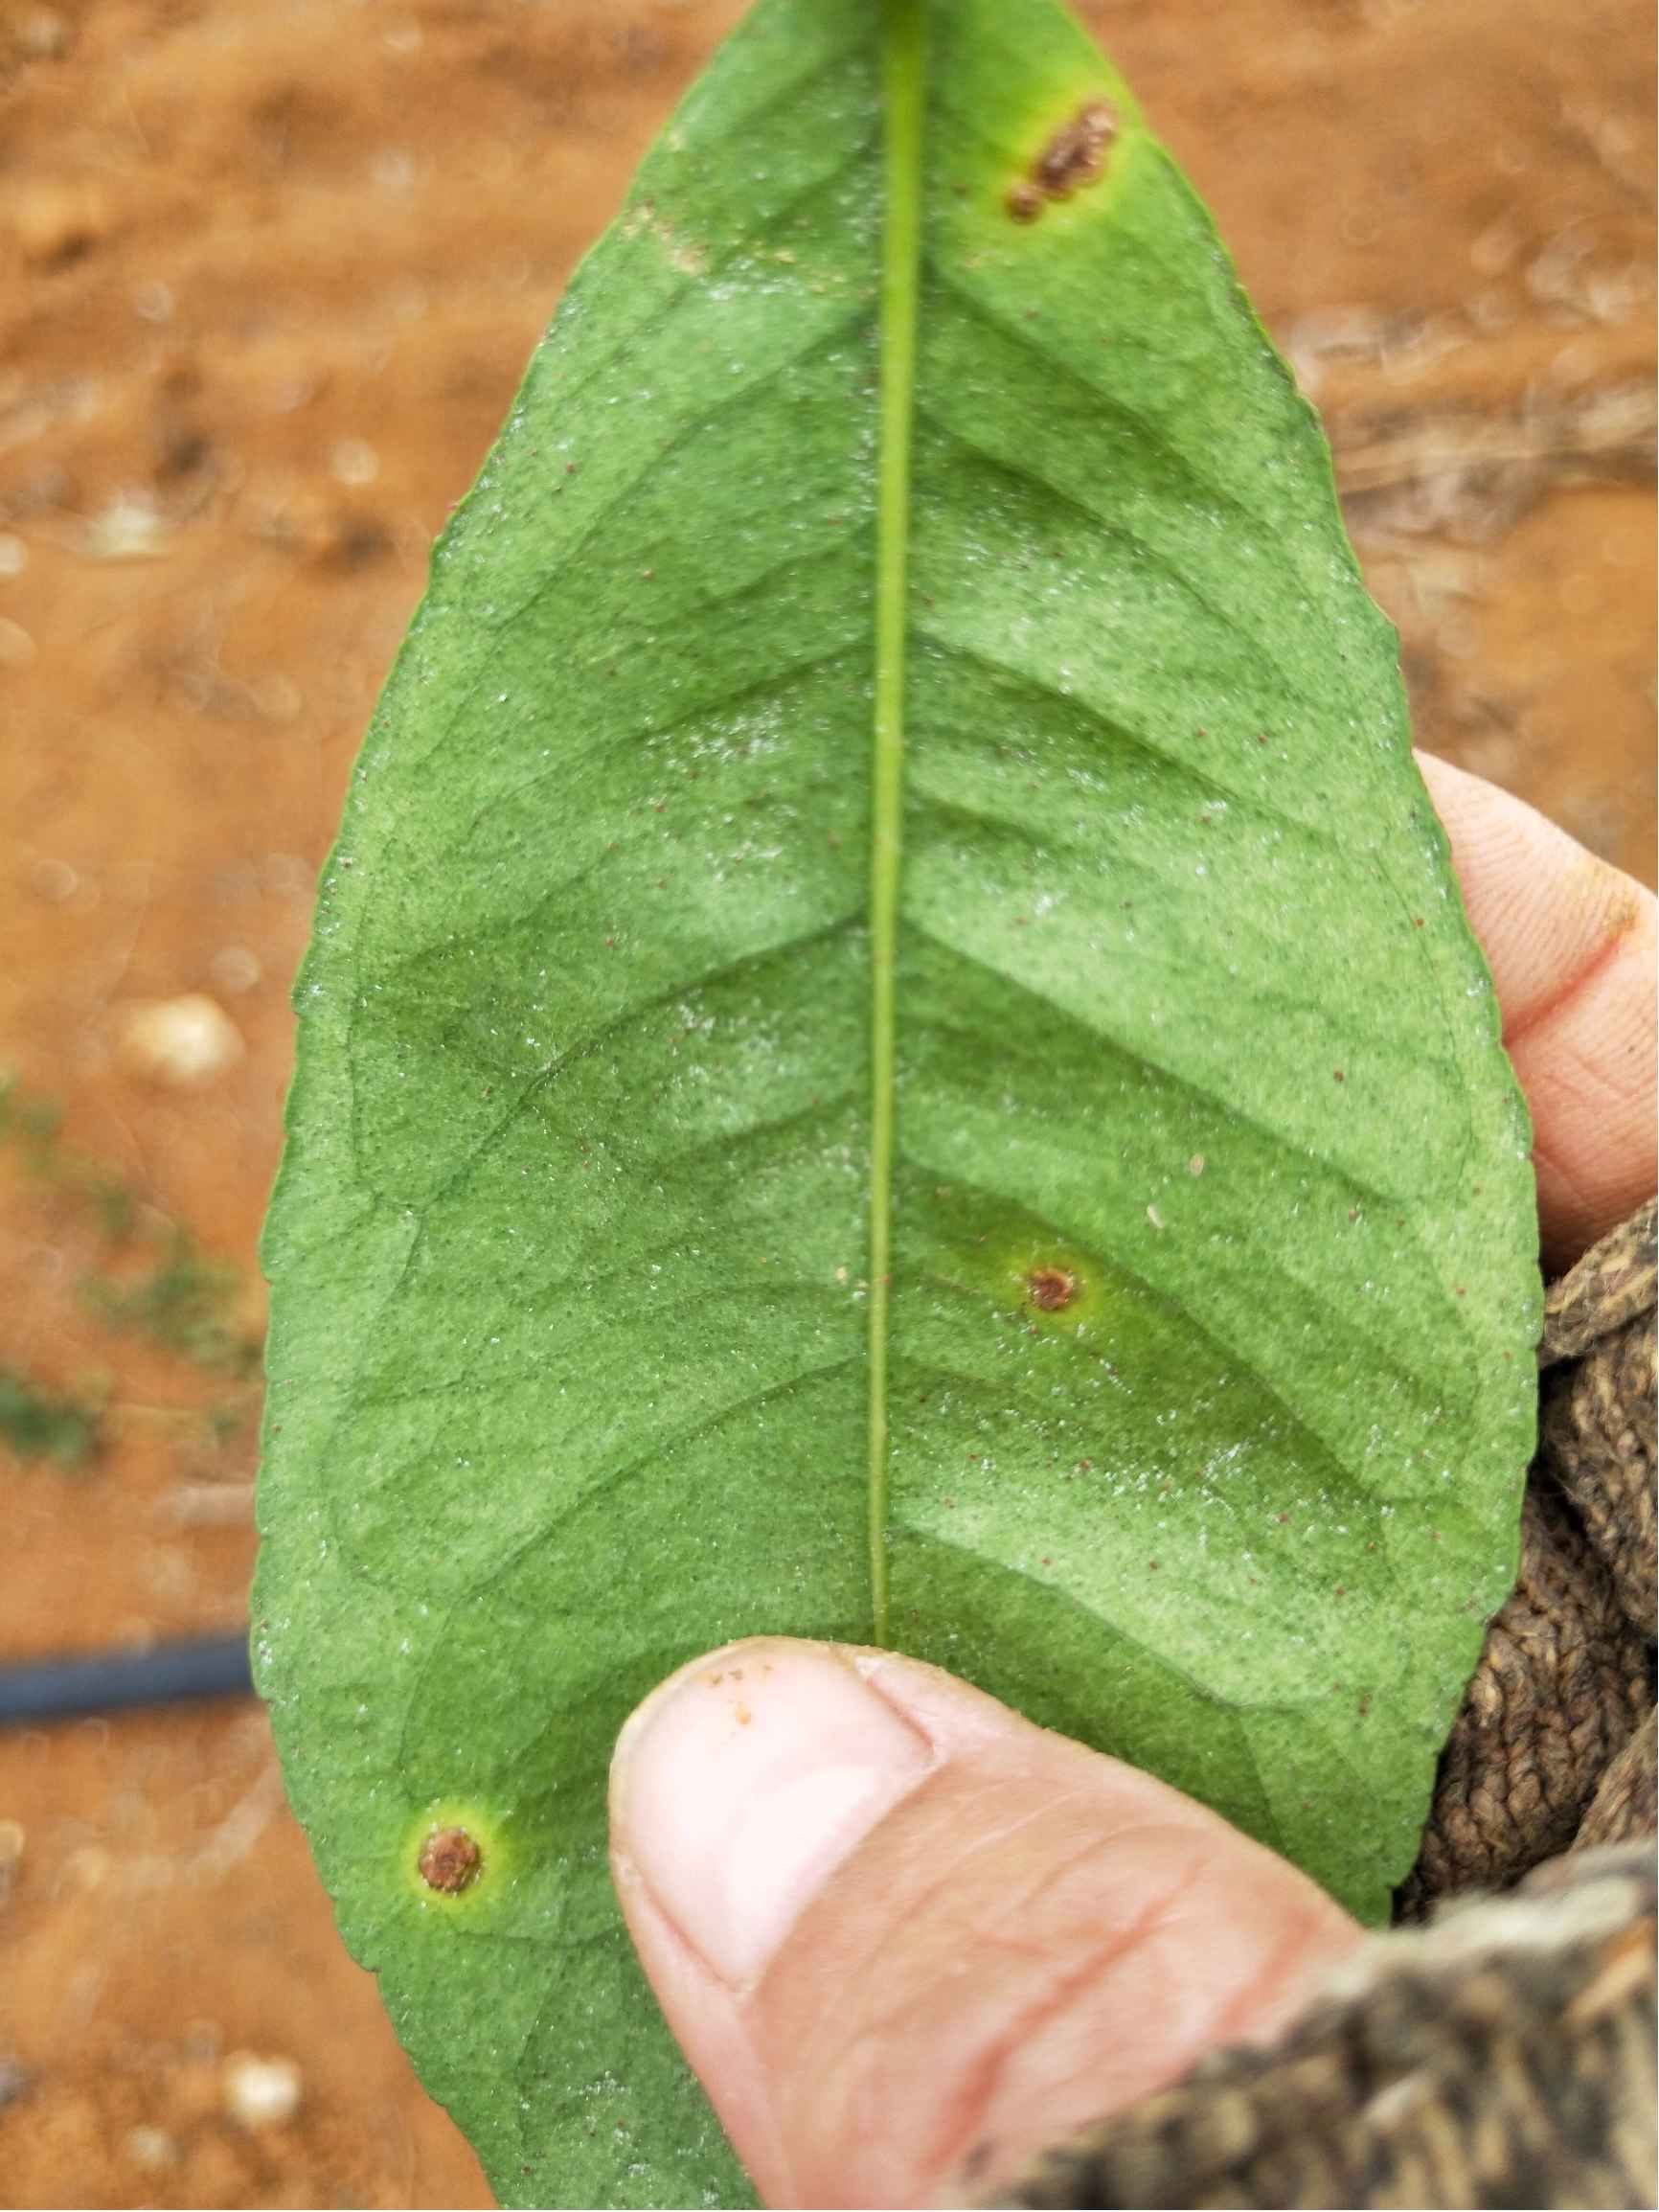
[0,0,1652,2204]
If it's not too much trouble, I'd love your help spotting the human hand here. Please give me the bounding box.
[607,759,1657,2208]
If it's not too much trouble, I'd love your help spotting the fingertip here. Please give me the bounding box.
[610,1640,1358,2208]
[1417,753,1656,1265]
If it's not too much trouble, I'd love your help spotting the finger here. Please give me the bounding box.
[610,1637,1359,2209]
[1418,753,1657,1269]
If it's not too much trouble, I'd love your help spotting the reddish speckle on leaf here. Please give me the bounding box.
[1034,100,1118,195]
[419,1826,482,1895]
[1006,98,1118,223]
[1026,1265,1077,1312]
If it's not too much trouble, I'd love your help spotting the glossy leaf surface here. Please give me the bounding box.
[255,0,1538,2202]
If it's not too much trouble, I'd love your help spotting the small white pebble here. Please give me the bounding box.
[15,9,71,57]
[118,994,243,1086]
[1147,1203,1166,1230]
[1188,1154,1206,1176]
[330,437,379,486]
[132,280,175,323]
[370,148,417,194]
[0,534,28,577]
[31,857,80,901]
[261,852,313,896]
[125,2126,178,2169]
[250,673,302,722]
[222,2051,302,2129]
[82,492,169,561]
[209,946,261,994]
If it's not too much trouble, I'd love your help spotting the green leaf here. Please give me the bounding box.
[254,0,1539,2202]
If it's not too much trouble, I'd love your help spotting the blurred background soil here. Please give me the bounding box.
[0,0,1652,2203]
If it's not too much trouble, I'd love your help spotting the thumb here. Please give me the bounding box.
[609,1637,1361,2208]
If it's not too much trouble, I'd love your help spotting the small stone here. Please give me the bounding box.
[118,994,243,1086]
[15,9,71,57]
[261,852,313,896]
[250,673,302,722]
[330,437,379,486]
[125,2126,178,2169]
[132,280,175,323]
[221,2051,302,2129]
[62,1844,110,1890]
[13,180,105,265]
[0,534,28,577]
[82,493,169,561]
[209,946,261,994]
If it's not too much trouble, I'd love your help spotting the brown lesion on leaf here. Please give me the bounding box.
[1005,100,1119,224]
[418,1825,483,1895]
[1026,1265,1078,1312]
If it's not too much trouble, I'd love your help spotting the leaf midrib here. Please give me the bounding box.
[867,0,924,1646]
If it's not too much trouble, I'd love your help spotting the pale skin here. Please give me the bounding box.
[608,756,1657,2209]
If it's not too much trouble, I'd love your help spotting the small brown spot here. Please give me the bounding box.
[1026,1265,1077,1311]
[1034,100,1119,197]
[1357,1693,1372,1718]
[1006,99,1119,223]
[1332,1068,1345,1083]
[419,1826,482,1895]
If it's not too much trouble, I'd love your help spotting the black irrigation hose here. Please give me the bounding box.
[0,1631,254,1727]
